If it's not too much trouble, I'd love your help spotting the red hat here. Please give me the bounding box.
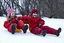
[31,8,39,15]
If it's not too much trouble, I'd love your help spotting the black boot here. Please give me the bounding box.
[11,24,16,34]
[41,30,47,37]
[23,25,28,33]
[56,28,61,36]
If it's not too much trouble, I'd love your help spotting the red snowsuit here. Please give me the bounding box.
[4,16,24,32]
[18,16,58,35]
[18,15,31,24]
[29,17,44,34]
[29,17,58,35]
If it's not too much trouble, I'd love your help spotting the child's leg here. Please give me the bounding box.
[30,27,42,35]
[41,26,57,35]
[41,26,61,36]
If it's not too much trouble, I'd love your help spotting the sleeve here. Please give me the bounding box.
[39,18,45,25]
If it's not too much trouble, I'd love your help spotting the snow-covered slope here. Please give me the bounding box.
[0,17,64,43]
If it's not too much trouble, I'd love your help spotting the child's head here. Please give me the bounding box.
[31,8,39,17]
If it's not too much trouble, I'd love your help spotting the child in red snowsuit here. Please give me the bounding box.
[29,16,61,36]
[4,16,24,34]
[28,8,61,36]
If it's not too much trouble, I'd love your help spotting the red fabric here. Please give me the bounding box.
[30,27,42,35]
[31,8,39,15]
[41,26,57,35]
[28,17,45,34]
[18,16,31,24]
[17,20,24,29]
[11,17,17,23]
[29,17,45,29]
[4,20,12,32]
[7,24,12,32]
[28,16,57,35]
[4,21,10,29]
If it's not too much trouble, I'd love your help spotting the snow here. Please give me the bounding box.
[0,17,64,43]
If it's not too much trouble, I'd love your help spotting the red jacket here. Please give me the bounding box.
[4,21,11,29]
[4,16,17,29]
[29,17,45,31]
[17,20,24,29]
[18,16,31,24]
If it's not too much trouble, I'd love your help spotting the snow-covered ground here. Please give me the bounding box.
[0,17,64,43]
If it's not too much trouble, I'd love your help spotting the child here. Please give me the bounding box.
[4,7,24,34]
[29,8,61,36]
